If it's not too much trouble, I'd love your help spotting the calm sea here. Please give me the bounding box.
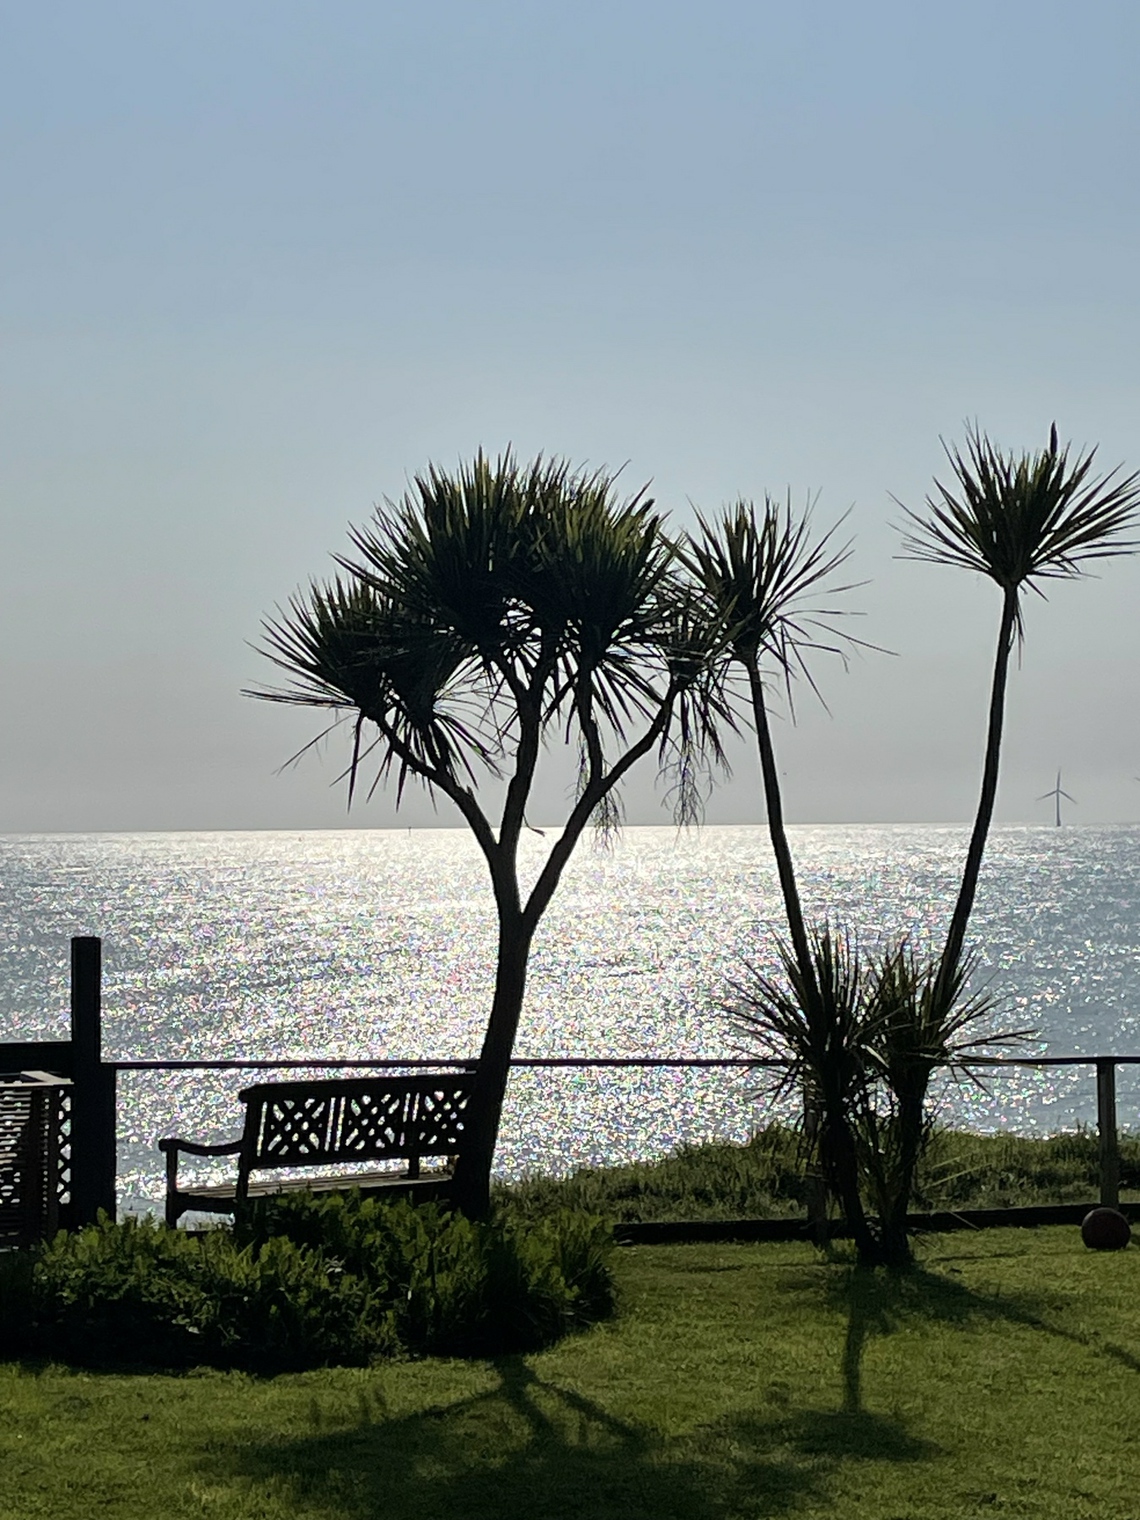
[2,824,1139,1212]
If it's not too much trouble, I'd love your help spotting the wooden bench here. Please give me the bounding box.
[158,1072,475,1227]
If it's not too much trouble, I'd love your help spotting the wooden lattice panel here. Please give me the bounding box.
[258,1092,338,1162]
[413,1085,472,1155]
[243,1074,473,1171]
[338,1088,409,1156]
[0,1077,69,1246]
[55,1088,72,1214]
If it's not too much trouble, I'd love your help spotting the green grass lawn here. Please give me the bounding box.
[4,1225,1140,1519]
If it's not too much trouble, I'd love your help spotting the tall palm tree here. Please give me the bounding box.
[900,424,1140,1009]
[858,426,1140,1263]
[685,499,880,1254]
[250,452,727,1217]
[684,499,859,985]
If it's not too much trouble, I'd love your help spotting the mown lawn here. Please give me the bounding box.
[3,1226,1140,1519]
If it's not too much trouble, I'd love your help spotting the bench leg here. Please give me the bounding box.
[164,1146,182,1228]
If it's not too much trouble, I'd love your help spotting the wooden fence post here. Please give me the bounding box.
[1096,1058,1120,1210]
[69,936,116,1225]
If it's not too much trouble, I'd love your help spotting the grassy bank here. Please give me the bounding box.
[503,1124,1140,1223]
[4,1227,1140,1518]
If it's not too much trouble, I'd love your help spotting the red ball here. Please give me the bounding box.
[1081,1207,1131,1251]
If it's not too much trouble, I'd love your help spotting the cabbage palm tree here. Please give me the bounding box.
[684,499,858,985]
[685,500,877,1248]
[727,927,883,1263]
[900,424,1140,1009]
[856,425,1140,1263]
[251,452,727,1217]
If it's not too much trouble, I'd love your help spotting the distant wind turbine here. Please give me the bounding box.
[1038,770,1076,827]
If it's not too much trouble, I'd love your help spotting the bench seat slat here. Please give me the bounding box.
[175,1166,455,1203]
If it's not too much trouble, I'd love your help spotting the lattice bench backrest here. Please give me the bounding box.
[238,1073,475,1172]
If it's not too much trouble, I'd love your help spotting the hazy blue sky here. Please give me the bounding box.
[2,0,1139,831]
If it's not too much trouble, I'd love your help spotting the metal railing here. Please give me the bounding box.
[4,937,1138,1220]
[111,1050,1137,1210]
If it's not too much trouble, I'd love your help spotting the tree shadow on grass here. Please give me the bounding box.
[791,1251,1140,1416]
[208,1355,935,1520]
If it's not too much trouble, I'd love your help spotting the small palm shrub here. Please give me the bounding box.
[0,1195,615,1372]
[726,929,1027,1266]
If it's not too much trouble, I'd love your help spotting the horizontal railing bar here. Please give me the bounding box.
[105,1053,1140,1072]
[113,1058,476,1071]
[110,1056,776,1071]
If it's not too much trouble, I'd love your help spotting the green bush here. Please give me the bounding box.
[239,1192,616,1355]
[0,1196,615,1373]
[1,1214,385,1371]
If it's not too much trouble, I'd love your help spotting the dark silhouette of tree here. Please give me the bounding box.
[900,424,1140,1008]
[250,452,726,1216]
[693,434,1137,1268]
[685,499,882,1259]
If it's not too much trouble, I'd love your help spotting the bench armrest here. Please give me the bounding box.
[160,1136,243,1227]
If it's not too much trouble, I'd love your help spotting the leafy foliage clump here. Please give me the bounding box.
[238,1192,616,1355]
[0,1195,614,1373]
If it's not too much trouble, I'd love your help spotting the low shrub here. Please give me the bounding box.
[239,1192,616,1355]
[0,1196,615,1373]
[1,1214,386,1371]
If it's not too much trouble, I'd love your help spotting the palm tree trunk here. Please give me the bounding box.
[745,659,813,987]
[822,1114,882,1266]
[936,586,1019,1003]
[881,1080,926,1269]
[743,660,883,1252]
[451,912,533,1218]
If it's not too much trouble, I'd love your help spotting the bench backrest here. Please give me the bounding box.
[237,1073,475,1175]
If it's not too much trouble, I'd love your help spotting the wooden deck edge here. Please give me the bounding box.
[613,1202,1140,1246]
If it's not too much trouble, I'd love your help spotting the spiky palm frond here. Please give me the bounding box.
[726,927,873,1113]
[251,576,495,797]
[864,937,1031,1129]
[523,478,681,736]
[684,495,863,700]
[900,424,1140,627]
[252,451,735,822]
[652,586,737,826]
[344,449,534,663]
[866,941,1005,1083]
